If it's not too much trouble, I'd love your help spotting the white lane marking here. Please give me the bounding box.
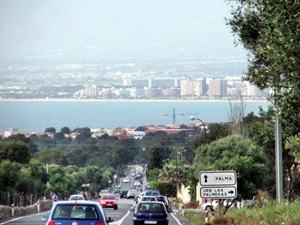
[0,211,48,225]
[171,213,183,225]
[110,210,130,225]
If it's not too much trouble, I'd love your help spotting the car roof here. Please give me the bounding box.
[138,201,163,205]
[55,200,97,205]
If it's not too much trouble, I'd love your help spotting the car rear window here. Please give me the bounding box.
[138,203,165,213]
[142,197,156,201]
[69,196,84,200]
[53,204,102,220]
[102,195,115,200]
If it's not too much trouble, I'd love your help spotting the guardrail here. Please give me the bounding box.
[0,199,52,222]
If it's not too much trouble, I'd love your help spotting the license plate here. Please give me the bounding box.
[145,221,157,224]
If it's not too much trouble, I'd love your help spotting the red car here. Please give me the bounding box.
[99,194,118,210]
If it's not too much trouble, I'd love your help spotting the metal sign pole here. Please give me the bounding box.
[218,199,220,216]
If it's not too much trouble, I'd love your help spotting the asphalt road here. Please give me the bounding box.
[0,199,133,225]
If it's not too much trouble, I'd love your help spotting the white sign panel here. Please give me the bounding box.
[200,187,237,199]
[199,171,236,186]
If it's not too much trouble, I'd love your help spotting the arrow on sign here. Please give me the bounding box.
[204,175,208,183]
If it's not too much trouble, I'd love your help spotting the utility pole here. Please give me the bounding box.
[275,98,283,202]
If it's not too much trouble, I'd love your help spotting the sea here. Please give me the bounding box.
[0,100,270,132]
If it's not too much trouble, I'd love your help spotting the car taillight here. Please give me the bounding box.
[47,220,55,225]
[95,222,104,225]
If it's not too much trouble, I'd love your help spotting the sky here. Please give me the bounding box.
[0,0,246,63]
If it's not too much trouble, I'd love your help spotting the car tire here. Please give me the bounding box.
[205,206,213,211]
[114,206,118,210]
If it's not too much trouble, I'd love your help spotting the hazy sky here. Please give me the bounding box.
[0,0,246,62]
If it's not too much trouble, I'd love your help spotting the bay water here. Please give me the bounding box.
[0,100,270,132]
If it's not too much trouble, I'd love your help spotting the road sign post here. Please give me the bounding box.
[199,170,238,215]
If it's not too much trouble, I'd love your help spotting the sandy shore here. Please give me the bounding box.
[0,98,270,103]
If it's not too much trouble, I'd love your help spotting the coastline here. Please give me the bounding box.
[0,98,270,104]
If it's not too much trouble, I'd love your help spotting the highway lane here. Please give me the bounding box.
[0,199,134,225]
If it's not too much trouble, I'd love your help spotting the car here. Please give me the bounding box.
[139,196,157,202]
[145,190,160,197]
[155,196,172,212]
[132,201,168,225]
[41,200,114,225]
[127,189,138,199]
[134,180,142,188]
[99,189,110,197]
[123,177,130,183]
[201,200,218,211]
[99,194,118,210]
[136,191,145,202]
[68,194,85,201]
[120,189,129,198]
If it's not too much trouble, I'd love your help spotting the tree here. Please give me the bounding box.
[148,141,171,170]
[228,0,300,137]
[0,160,21,192]
[285,134,300,200]
[45,127,56,134]
[193,123,230,147]
[60,127,71,134]
[194,135,269,199]
[0,141,30,164]
[48,164,73,199]
[54,132,65,141]
[6,134,38,155]
[75,128,91,143]
[35,148,67,165]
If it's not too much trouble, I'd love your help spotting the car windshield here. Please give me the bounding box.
[137,203,164,213]
[102,195,115,200]
[142,197,156,201]
[53,205,100,220]
[69,196,84,200]
[145,191,159,196]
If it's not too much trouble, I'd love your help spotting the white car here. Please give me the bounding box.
[201,200,218,211]
[139,196,157,202]
[201,200,234,211]
[68,194,85,201]
[123,177,130,183]
[134,180,142,188]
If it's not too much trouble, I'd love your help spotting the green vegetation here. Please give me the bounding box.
[184,212,206,225]
[185,201,300,225]
[194,135,269,199]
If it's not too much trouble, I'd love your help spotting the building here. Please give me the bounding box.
[3,129,21,138]
[144,88,163,98]
[162,88,180,99]
[208,79,227,98]
[151,79,176,88]
[180,79,207,97]
[130,79,150,88]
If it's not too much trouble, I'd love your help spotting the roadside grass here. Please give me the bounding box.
[183,200,300,225]
[184,212,206,225]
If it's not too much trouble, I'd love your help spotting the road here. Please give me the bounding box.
[0,199,133,225]
[1,165,182,225]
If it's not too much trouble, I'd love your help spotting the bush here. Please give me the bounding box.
[183,200,199,209]
[148,180,176,197]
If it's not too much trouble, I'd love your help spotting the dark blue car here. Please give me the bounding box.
[132,201,168,225]
[42,201,113,225]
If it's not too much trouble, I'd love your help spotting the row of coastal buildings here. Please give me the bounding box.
[74,77,268,100]
[1,124,206,140]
